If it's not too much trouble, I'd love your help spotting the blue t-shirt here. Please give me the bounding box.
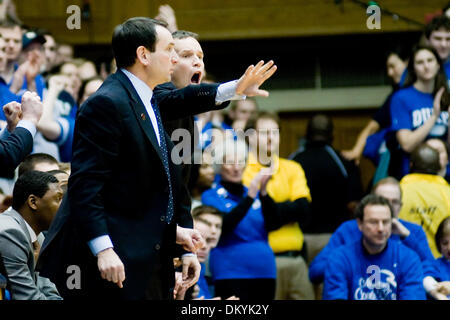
[202,182,276,281]
[323,239,426,300]
[309,219,434,284]
[424,257,450,282]
[390,86,449,176]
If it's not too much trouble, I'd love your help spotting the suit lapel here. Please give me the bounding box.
[114,70,165,165]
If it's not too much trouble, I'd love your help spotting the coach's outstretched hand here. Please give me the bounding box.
[236,60,277,97]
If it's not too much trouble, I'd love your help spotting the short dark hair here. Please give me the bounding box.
[306,114,333,144]
[355,194,394,220]
[172,30,198,40]
[192,205,224,220]
[112,17,167,69]
[425,15,450,39]
[386,45,410,63]
[435,217,450,254]
[410,143,441,175]
[46,169,69,177]
[12,171,58,210]
[18,153,59,177]
[245,111,280,131]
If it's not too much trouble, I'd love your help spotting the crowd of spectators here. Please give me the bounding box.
[0,2,449,301]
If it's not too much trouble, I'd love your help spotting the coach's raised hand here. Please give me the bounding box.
[236,60,277,97]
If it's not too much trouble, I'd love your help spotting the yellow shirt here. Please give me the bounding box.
[242,153,311,253]
[398,173,450,258]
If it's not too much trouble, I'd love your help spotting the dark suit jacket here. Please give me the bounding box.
[0,127,33,177]
[37,71,228,300]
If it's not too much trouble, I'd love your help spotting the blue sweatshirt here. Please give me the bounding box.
[323,239,426,300]
[309,219,434,284]
[202,182,276,280]
[424,257,450,282]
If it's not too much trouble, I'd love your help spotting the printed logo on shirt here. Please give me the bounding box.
[412,108,449,135]
[354,265,397,300]
[408,206,437,230]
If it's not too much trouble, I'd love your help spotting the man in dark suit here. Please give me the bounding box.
[36,18,207,300]
[155,30,277,184]
[38,17,276,300]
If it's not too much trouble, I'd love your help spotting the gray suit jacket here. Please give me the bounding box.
[0,208,61,300]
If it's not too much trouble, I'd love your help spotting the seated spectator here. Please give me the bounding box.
[37,74,78,162]
[291,114,363,263]
[423,217,450,300]
[201,139,279,300]
[78,76,103,106]
[224,98,258,130]
[243,111,314,300]
[59,61,82,102]
[309,176,434,287]
[399,143,450,257]
[54,44,73,69]
[78,60,97,82]
[18,153,59,177]
[424,15,450,79]
[0,21,24,95]
[389,45,449,179]
[174,205,238,300]
[47,169,69,195]
[425,138,450,182]
[323,194,426,300]
[42,31,57,78]
[0,170,63,299]
[0,33,20,122]
[15,29,46,99]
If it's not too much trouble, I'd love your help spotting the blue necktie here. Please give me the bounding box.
[151,98,174,223]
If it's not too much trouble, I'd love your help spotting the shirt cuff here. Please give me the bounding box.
[88,235,114,256]
[215,80,246,104]
[16,120,37,137]
[423,276,438,293]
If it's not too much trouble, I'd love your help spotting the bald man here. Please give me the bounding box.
[398,144,450,257]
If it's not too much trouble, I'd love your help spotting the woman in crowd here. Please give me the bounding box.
[423,217,450,300]
[389,45,449,178]
[201,139,280,300]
